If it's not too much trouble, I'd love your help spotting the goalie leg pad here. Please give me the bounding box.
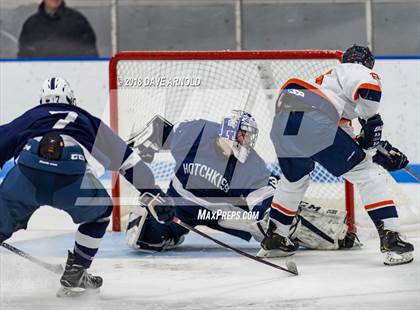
[126,210,186,252]
[290,201,360,250]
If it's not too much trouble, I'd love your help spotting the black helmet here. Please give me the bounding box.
[342,45,375,69]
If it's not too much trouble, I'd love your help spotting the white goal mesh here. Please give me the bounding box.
[109,51,415,234]
[110,51,350,231]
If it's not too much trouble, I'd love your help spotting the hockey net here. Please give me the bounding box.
[109,51,416,235]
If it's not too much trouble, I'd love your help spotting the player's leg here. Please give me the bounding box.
[259,115,365,257]
[53,172,113,294]
[269,162,311,237]
[257,110,317,257]
[313,127,413,264]
[259,87,346,257]
[343,157,414,265]
[257,160,310,257]
[0,165,40,243]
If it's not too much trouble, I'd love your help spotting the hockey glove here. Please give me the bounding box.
[127,115,174,163]
[373,140,409,171]
[139,191,175,224]
[357,114,383,149]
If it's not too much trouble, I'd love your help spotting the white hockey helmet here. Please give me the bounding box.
[218,110,259,163]
[40,77,76,105]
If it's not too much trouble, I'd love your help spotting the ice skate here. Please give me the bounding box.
[257,222,299,258]
[375,221,414,266]
[56,251,103,297]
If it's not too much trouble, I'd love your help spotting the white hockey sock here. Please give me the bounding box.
[270,218,292,237]
[382,217,401,232]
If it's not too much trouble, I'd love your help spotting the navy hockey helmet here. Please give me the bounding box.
[342,45,375,69]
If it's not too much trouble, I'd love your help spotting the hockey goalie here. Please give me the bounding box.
[125,111,358,253]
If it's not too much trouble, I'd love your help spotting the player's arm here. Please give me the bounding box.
[90,116,175,223]
[128,117,206,171]
[0,111,33,169]
[354,74,383,149]
[0,123,17,169]
[352,72,382,119]
[342,68,384,149]
[246,174,277,209]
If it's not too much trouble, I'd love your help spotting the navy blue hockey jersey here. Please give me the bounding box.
[0,103,132,171]
[166,119,274,213]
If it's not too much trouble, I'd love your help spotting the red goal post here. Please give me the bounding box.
[109,50,356,233]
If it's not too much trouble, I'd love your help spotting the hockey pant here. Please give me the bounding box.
[270,129,400,236]
[0,164,112,268]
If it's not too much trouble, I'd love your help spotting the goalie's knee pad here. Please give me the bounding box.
[125,210,185,252]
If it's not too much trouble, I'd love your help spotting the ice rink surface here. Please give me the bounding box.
[0,182,418,310]
[1,226,419,310]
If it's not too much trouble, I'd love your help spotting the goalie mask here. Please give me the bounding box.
[218,110,258,163]
[40,77,76,105]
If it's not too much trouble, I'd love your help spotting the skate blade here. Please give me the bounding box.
[56,286,100,298]
[384,251,414,266]
[256,248,295,258]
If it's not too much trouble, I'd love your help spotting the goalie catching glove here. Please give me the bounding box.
[127,115,173,163]
[138,191,175,224]
[373,140,409,172]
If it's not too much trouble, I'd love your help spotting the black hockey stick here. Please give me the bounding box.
[1,242,64,275]
[172,216,298,275]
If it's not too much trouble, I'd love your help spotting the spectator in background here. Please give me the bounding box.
[18,0,98,58]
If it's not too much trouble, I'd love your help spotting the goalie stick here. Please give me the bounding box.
[172,216,299,275]
[1,242,64,275]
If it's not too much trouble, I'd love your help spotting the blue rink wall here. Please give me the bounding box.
[0,57,419,185]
